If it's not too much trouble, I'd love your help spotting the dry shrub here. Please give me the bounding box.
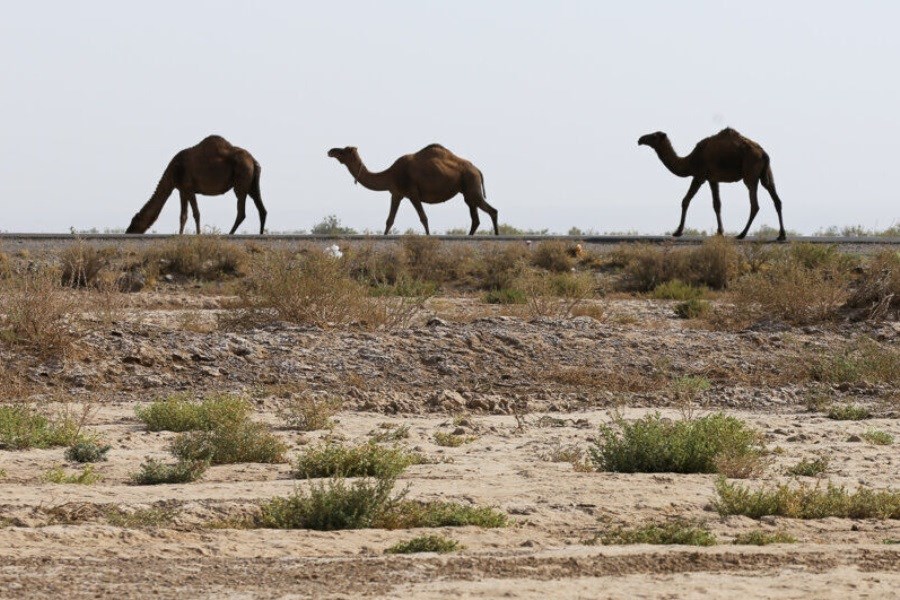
[473,243,530,290]
[530,240,575,272]
[612,238,739,292]
[516,270,594,318]
[143,236,246,281]
[546,365,666,393]
[348,243,408,286]
[60,242,111,288]
[0,252,10,279]
[844,250,900,321]
[401,236,446,281]
[0,269,80,356]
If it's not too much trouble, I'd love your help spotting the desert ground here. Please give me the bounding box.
[0,236,898,599]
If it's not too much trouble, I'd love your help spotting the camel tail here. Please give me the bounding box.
[760,151,773,184]
[251,160,262,199]
[477,167,487,199]
[126,161,177,234]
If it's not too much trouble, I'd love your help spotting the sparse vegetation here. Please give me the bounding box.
[674,298,711,319]
[826,404,872,421]
[311,214,357,236]
[131,458,208,485]
[590,413,764,475]
[483,287,526,305]
[811,338,900,385]
[369,423,411,443]
[386,535,462,554]
[136,393,252,432]
[862,430,894,446]
[530,240,575,273]
[594,520,716,546]
[612,237,738,291]
[142,236,246,281]
[170,421,286,465]
[44,465,101,485]
[787,457,829,477]
[434,431,477,447]
[292,443,423,479]
[65,440,111,463]
[651,280,706,301]
[105,506,177,528]
[732,530,797,545]
[713,478,900,519]
[0,270,79,356]
[278,394,342,431]
[0,405,91,450]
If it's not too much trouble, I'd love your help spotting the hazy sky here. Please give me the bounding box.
[1,1,897,234]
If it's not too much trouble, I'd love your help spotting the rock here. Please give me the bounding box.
[428,390,465,412]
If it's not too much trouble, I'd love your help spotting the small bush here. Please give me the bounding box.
[369,424,411,443]
[732,530,797,545]
[60,242,108,287]
[143,236,246,281]
[170,421,286,465]
[862,430,894,446]
[483,288,526,305]
[787,457,829,477]
[516,270,594,319]
[826,404,872,421]
[383,500,508,529]
[278,394,341,431]
[386,535,461,554]
[651,280,706,301]
[0,270,79,356]
[595,520,716,546]
[136,393,252,432]
[844,250,900,321]
[311,214,357,235]
[292,443,422,479]
[811,338,900,385]
[131,458,208,485]
[44,465,101,485]
[473,244,529,291]
[105,506,177,528]
[434,432,477,447]
[674,298,711,319]
[613,238,739,292]
[65,441,111,463]
[0,405,89,450]
[590,413,764,475]
[713,478,900,519]
[531,241,575,272]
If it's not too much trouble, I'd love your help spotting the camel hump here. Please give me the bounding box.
[718,127,742,138]
[197,135,234,151]
[422,143,447,152]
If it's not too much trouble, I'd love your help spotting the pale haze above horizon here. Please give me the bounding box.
[1,1,897,235]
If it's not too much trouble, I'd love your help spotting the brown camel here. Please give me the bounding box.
[327,144,498,235]
[126,135,266,235]
[637,128,786,241]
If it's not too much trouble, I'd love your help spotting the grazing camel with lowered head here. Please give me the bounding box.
[638,128,786,241]
[327,144,498,235]
[126,135,266,235]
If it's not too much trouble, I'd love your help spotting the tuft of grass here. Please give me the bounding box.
[516,270,594,319]
[674,298,711,319]
[541,444,593,472]
[258,477,507,531]
[826,404,872,421]
[862,430,894,446]
[170,421,286,465]
[386,535,462,554]
[292,443,423,479]
[434,431,478,447]
[483,288,526,305]
[651,280,706,301]
[732,530,797,545]
[787,457,829,477]
[44,465,101,485]
[595,520,716,546]
[713,478,900,519]
[369,423,410,443]
[278,394,342,431]
[811,338,900,385]
[0,405,91,450]
[131,458,208,485]
[60,242,108,288]
[135,393,252,432]
[590,413,764,476]
[65,440,111,463]
[0,270,80,357]
[105,506,177,528]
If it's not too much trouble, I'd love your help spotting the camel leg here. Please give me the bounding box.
[709,182,724,236]
[477,199,499,236]
[673,177,703,237]
[761,169,787,241]
[467,201,480,236]
[249,187,267,235]
[410,199,430,235]
[384,195,401,235]
[736,179,760,240]
[229,191,247,235]
[178,194,189,235]
[188,196,201,234]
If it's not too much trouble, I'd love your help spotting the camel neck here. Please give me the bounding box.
[347,157,393,192]
[653,140,693,178]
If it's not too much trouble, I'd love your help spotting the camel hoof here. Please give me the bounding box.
[735,234,747,240]
[776,235,787,243]
[671,232,683,238]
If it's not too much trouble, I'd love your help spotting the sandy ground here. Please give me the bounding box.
[1,292,898,599]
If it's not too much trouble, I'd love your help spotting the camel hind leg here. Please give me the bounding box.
[189,196,201,234]
[761,168,786,241]
[249,166,266,235]
[708,182,724,236]
[477,199,499,235]
[736,177,760,240]
[229,190,247,235]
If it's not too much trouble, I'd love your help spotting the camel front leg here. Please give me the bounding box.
[709,182,724,235]
[178,194,189,235]
[229,192,247,235]
[736,179,760,240]
[188,196,201,235]
[410,199,430,235]
[384,195,401,235]
[467,201,480,236]
[673,177,703,237]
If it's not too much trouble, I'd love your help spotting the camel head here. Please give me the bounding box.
[638,132,668,148]
[327,146,359,165]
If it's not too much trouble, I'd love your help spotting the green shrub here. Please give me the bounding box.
[826,404,872,421]
[292,443,422,479]
[713,478,900,519]
[862,430,894,446]
[278,394,341,431]
[674,298,711,319]
[786,457,829,477]
[136,393,252,432]
[44,465,101,485]
[131,458,208,485]
[595,520,716,546]
[483,288,526,305]
[614,238,739,292]
[811,339,900,385]
[434,432,477,447]
[369,424,410,443]
[311,214,357,235]
[386,535,462,554]
[65,441,111,463]
[651,280,706,301]
[0,405,89,450]
[383,500,508,529]
[590,413,764,475]
[732,530,797,545]
[170,421,286,465]
[105,506,177,528]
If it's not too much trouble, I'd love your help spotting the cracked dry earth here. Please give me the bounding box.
[1,294,899,599]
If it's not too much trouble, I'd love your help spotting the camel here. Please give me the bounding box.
[637,128,786,241]
[327,144,498,235]
[126,135,266,235]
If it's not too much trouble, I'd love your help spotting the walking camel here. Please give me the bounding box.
[126,135,267,235]
[327,144,498,235]
[637,128,786,241]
